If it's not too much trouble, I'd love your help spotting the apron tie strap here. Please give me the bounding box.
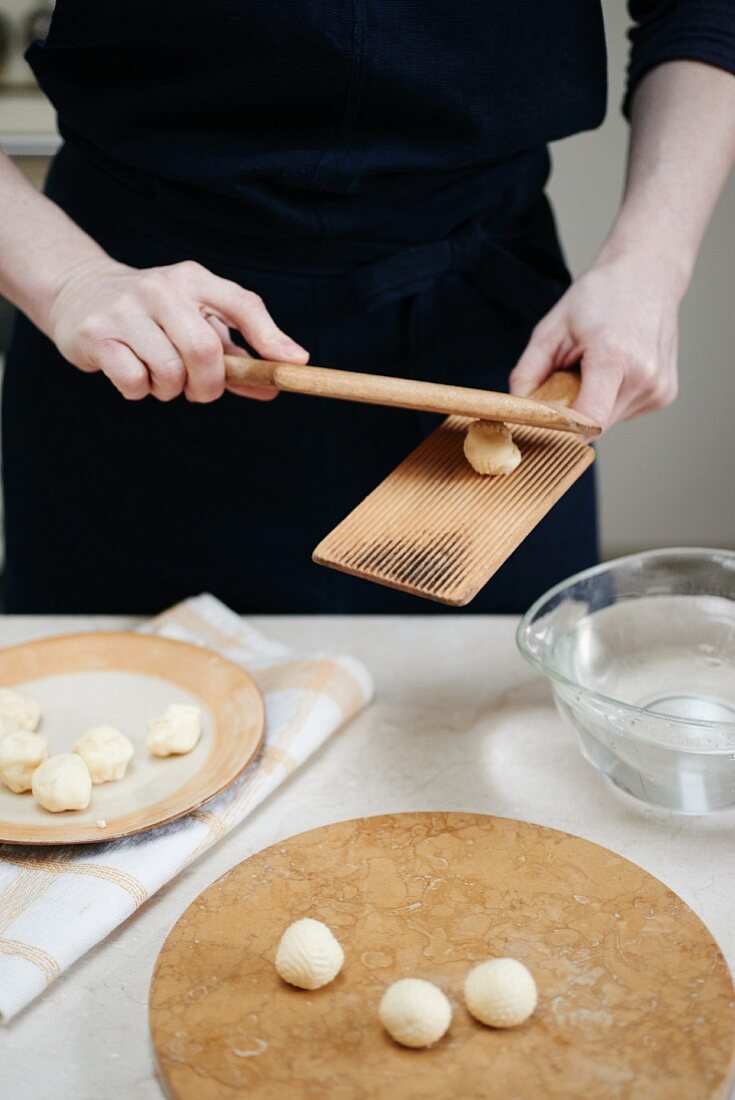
[345,218,566,320]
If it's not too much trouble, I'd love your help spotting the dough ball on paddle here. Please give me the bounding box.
[275,918,344,990]
[32,753,92,812]
[463,958,537,1028]
[0,688,41,732]
[0,731,48,793]
[74,725,135,784]
[463,420,521,476]
[379,978,452,1048]
[147,703,201,757]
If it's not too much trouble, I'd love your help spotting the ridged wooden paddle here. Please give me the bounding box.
[312,369,596,607]
[223,356,600,435]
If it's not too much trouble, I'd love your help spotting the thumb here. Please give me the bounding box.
[509,317,562,398]
[573,348,625,432]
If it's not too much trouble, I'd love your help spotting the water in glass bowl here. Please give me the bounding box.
[551,593,735,811]
[560,594,735,725]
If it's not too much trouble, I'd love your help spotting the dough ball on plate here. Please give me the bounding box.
[147,704,201,757]
[379,978,452,1048]
[463,420,521,476]
[74,725,134,784]
[0,731,48,793]
[463,958,537,1028]
[0,688,41,732]
[0,714,18,741]
[32,753,92,813]
[275,918,344,990]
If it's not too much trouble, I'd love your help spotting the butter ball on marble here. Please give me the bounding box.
[463,958,537,1028]
[379,978,452,1048]
[275,918,344,990]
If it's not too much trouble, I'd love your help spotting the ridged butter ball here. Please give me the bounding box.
[463,958,537,1028]
[379,978,452,1048]
[275,918,344,990]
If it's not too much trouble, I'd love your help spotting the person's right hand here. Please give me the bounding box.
[46,257,309,402]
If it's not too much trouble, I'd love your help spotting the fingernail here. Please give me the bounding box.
[511,380,533,398]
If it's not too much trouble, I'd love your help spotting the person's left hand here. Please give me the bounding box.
[508,251,683,432]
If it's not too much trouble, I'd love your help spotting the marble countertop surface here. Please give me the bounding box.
[1,614,734,1099]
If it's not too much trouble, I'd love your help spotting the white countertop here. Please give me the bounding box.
[1,614,734,1099]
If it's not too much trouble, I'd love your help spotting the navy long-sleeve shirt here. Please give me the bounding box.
[628,0,735,108]
[26,2,735,248]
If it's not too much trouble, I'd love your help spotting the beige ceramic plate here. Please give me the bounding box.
[0,632,264,845]
[150,813,735,1100]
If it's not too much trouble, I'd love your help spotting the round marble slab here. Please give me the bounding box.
[0,632,264,844]
[150,812,735,1099]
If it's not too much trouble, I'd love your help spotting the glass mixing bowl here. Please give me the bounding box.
[517,548,735,813]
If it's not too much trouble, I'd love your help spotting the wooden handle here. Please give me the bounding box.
[529,368,581,408]
[223,357,597,436]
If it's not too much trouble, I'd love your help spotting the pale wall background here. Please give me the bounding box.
[549,1,735,557]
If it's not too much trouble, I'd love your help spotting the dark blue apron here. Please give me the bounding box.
[2,3,601,613]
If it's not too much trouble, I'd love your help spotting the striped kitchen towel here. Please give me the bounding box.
[0,594,373,1020]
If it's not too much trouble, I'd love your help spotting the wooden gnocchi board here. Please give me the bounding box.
[312,371,595,606]
[150,812,735,1099]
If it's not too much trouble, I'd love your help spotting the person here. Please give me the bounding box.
[1,3,734,614]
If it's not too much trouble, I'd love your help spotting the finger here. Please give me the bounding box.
[126,320,187,402]
[205,317,278,401]
[87,339,151,401]
[616,387,672,424]
[182,264,309,363]
[616,358,678,423]
[573,348,626,432]
[509,315,564,397]
[205,315,231,344]
[153,300,226,403]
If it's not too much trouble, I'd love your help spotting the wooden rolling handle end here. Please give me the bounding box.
[224,357,278,387]
[530,368,581,408]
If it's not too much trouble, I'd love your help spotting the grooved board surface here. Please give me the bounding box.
[313,417,595,606]
[150,812,735,1100]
